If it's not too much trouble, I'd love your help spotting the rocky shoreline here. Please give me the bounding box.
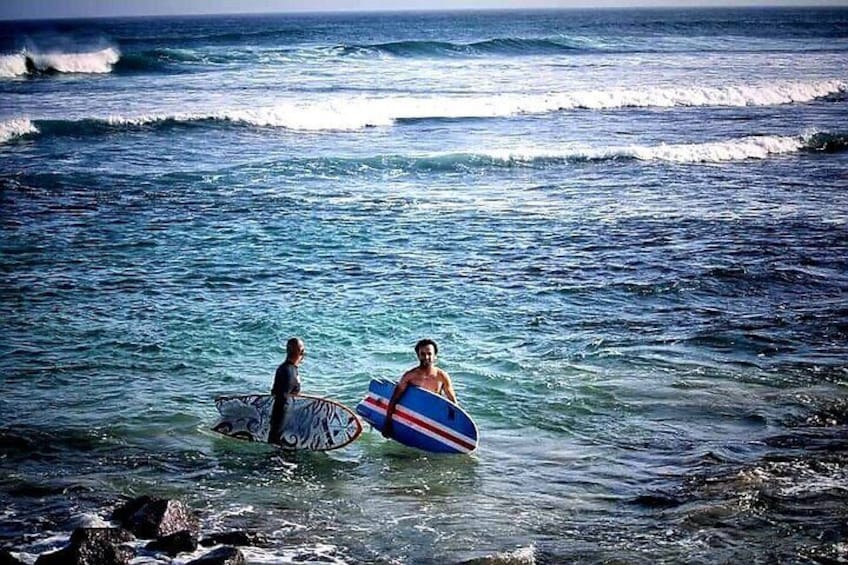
[0,495,269,565]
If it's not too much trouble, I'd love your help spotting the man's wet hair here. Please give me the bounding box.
[415,338,438,355]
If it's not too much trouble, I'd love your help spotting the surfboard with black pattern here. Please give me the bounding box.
[212,394,362,451]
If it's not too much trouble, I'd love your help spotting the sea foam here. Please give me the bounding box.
[267,79,846,127]
[0,118,39,143]
[484,134,810,164]
[545,79,846,110]
[0,53,28,78]
[0,46,120,77]
[93,79,845,133]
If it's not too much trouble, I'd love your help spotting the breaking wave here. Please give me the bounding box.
[0,118,39,143]
[321,132,846,169]
[474,133,845,165]
[3,79,841,138]
[0,47,120,77]
[7,107,847,168]
[154,79,843,126]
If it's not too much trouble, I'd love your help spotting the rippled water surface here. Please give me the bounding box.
[2,7,848,564]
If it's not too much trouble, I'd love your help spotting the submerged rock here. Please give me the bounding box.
[200,530,270,547]
[0,429,34,451]
[146,530,199,556]
[187,546,246,565]
[111,495,155,524]
[34,527,135,565]
[1,549,25,565]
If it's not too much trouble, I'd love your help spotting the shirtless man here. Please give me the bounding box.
[382,339,457,438]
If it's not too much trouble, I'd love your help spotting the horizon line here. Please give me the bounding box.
[2,2,848,23]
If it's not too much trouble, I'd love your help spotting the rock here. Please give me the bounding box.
[146,530,199,556]
[0,430,33,451]
[187,546,246,565]
[200,530,269,547]
[1,548,25,565]
[70,527,135,545]
[630,493,684,508]
[111,495,155,524]
[113,497,199,539]
[35,527,135,565]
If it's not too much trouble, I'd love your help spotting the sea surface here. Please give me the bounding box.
[1,7,847,564]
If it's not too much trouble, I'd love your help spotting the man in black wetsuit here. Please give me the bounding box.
[268,337,304,444]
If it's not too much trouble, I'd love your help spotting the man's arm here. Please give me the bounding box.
[441,371,457,404]
[382,375,410,437]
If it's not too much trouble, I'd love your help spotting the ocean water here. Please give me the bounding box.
[1,7,847,564]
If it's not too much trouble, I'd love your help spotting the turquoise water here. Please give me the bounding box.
[2,8,848,564]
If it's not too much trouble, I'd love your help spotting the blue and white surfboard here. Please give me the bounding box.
[356,379,478,454]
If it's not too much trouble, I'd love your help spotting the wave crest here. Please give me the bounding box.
[352,133,841,170]
[7,114,846,167]
[0,53,28,78]
[92,80,843,131]
[127,80,844,129]
[340,37,583,58]
[0,118,39,143]
[481,134,819,165]
[99,105,389,131]
[0,47,120,77]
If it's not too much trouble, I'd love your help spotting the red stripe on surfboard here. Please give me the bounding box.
[363,395,475,452]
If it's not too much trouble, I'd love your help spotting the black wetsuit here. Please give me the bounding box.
[269,361,301,444]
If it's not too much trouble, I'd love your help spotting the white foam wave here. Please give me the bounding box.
[246,80,845,127]
[0,118,39,143]
[0,47,120,77]
[543,79,846,111]
[30,46,120,74]
[241,543,348,564]
[65,512,113,530]
[484,134,808,164]
[475,79,844,114]
[222,103,393,130]
[96,79,845,132]
[104,104,392,131]
[0,53,28,78]
[630,135,805,163]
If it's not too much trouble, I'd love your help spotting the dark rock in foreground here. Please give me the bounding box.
[34,527,135,565]
[111,495,155,525]
[187,546,246,565]
[146,530,199,556]
[14,495,267,565]
[1,548,25,565]
[113,496,200,539]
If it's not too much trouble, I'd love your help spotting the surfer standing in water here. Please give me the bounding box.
[383,338,457,438]
[268,337,304,445]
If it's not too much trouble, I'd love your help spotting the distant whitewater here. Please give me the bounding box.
[0,46,120,77]
[0,118,38,143]
[2,79,842,139]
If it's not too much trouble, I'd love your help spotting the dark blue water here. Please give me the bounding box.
[1,8,847,564]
